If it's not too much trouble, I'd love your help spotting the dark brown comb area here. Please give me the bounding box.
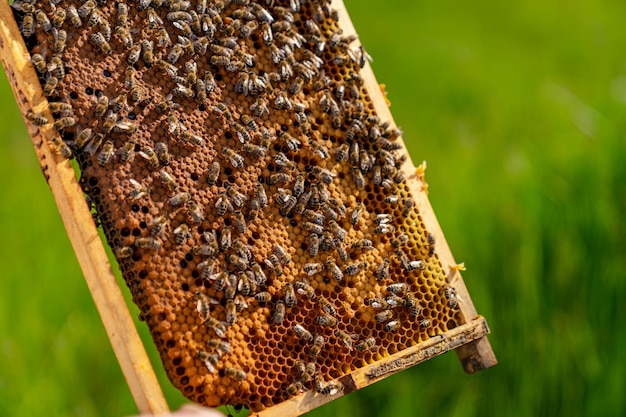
[13,0,462,410]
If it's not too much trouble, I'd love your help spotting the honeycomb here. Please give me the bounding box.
[11,0,464,411]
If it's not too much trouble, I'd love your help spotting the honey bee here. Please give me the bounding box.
[234,71,249,96]
[127,180,149,202]
[53,116,76,131]
[273,244,291,265]
[272,300,286,324]
[224,299,237,325]
[325,257,343,283]
[351,239,374,251]
[116,139,135,162]
[48,54,66,79]
[195,290,216,319]
[186,200,204,223]
[274,91,292,110]
[169,192,191,206]
[211,272,228,292]
[226,186,247,208]
[115,246,134,259]
[250,97,270,117]
[94,95,109,118]
[77,0,95,17]
[374,224,396,234]
[207,161,220,186]
[172,84,195,99]
[231,122,250,144]
[139,146,159,169]
[49,136,72,158]
[350,166,365,189]
[204,71,216,94]
[334,330,357,351]
[386,294,406,308]
[384,195,400,205]
[43,76,59,96]
[204,315,227,338]
[20,13,35,38]
[254,291,272,303]
[97,140,115,166]
[66,5,81,27]
[295,280,315,300]
[264,254,283,277]
[283,133,302,152]
[136,237,161,251]
[384,320,401,332]
[365,297,388,309]
[214,193,231,216]
[292,324,313,342]
[251,262,267,286]
[35,9,52,33]
[426,232,436,256]
[113,119,137,133]
[284,282,296,307]
[376,258,390,282]
[116,3,128,26]
[126,44,142,65]
[228,211,246,234]
[87,8,102,27]
[344,261,368,276]
[315,313,338,328]
[147,215,167,238]
[405,294,421,318]
[303,262,324,276]
[390,234,409,249]
[374,309,393,323]
[242,143,266,158]
[224,367,247,381]
[25,111,48,126]
[222,147,244,168]
[387,283,409,296]
[355,337,378,353]
[309,234,320,256]
[219,226,232,251]
[91,32,112,55]
[285,381,303,397]
[146,8,163,29]
[31,54,47,74]
[374,213,393,225]
[226,254,247,272]
[419,319,432,329]
[303,334,325,360]
[443,285,459,309]
[302,221,324,236]
[180,130,205,147]
[197,350,219,373]
[206,339,230,355]
[210,55,230,67]
[396,248,425,272]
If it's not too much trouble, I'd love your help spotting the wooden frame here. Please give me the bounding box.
[0,0,496,415]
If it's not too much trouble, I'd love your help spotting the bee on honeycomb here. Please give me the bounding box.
[12,0,465,412]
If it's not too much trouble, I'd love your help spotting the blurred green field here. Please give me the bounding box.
[2,1,626,416]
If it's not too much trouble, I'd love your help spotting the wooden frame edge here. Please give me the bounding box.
[0,4,169,414]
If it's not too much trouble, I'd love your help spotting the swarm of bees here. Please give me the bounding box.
[12,0,463,412]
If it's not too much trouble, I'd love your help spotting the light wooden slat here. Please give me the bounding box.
[0,4,169,414]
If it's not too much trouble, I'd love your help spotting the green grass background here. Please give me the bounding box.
[2,1,626,416]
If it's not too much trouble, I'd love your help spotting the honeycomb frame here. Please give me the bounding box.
[0,0,496,415]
